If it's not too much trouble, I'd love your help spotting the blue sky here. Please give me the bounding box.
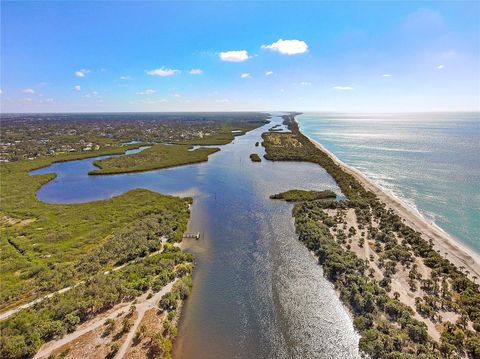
[1,1,479,112]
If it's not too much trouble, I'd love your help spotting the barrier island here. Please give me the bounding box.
[264,114,480,358]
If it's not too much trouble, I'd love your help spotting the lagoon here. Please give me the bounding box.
[31,115,360,358]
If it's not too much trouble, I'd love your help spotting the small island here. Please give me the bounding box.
[90,144,220,175]
[270,189,336,202]
[249,153,261,162]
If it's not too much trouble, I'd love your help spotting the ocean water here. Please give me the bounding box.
[298,112,480,252]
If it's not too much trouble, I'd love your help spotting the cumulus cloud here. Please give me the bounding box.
[146,67,181,76]
[437,64,444,70]
[75,69,90,77]
[73,85,81,91]
[332,86,353,90]
[120,75,132,80]
[189,69,203,75]
[22,88,35,94]
[261,39,308,55]
[219,50,250,62]
[137,89,156,95]
[265,71,273,76]
[382,74,392,77]
[240,73,251,79]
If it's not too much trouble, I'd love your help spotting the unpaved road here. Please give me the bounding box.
[34,279,176,359]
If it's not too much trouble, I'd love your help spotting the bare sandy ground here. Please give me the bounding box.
[34,280,177,359]
[308,137,480,280]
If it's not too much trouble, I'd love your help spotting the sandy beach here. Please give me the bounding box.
[306,135,480,280]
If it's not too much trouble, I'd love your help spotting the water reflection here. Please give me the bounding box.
[31,115,360,358]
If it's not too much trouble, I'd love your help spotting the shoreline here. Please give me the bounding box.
[302,132,480,279]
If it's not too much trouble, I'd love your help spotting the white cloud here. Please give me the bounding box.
[333,86,353,90]
[174,94,181,98]
[120,75,132,80]
[100,68,107,72]
[437,64,444,70]
[146,67,181,76]
[382,74,392,77]
[75,69,90,77]
[0,89,2,95]
[189,69,203,75]
[265,71,273,76]
[280,89,285,93]
[261,39,308,55]
[219,50,250,62]
[22,88,35,94]
[73,85,81,91]
[300,81,311,86]
[217,98,230,103]
[137,89,156,95]
[240,73,251,79]
[91,91,99,96]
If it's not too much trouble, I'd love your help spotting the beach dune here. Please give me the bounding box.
[308,137,480,280]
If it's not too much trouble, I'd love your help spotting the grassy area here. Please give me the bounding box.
[0,149,191,311]
[90,144,220,175]
[177,122,265,146]
[249,153,261,162]
[263,114,480,358]
[270,189,336,202]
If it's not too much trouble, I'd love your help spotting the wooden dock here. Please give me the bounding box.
[183,232,200,240]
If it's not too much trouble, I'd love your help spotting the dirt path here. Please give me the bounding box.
[0,285,76,321]
[1,237,168,322]
[33,279,176,359]
[115,279,177,359]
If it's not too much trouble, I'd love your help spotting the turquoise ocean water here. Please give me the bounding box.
[298,112,480,252]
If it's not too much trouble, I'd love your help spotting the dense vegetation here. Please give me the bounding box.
[0,247,194,358]
[265,114,480,358]
[0,112,269,161]
[0,149,191,309]
[249,153,261,162]
[90,144,220,174]
[270,189,336,202]
[0,150,194,359]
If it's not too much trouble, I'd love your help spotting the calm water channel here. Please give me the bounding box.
[31,115,360,358]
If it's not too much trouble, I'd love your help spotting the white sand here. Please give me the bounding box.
[307,136,480,280]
